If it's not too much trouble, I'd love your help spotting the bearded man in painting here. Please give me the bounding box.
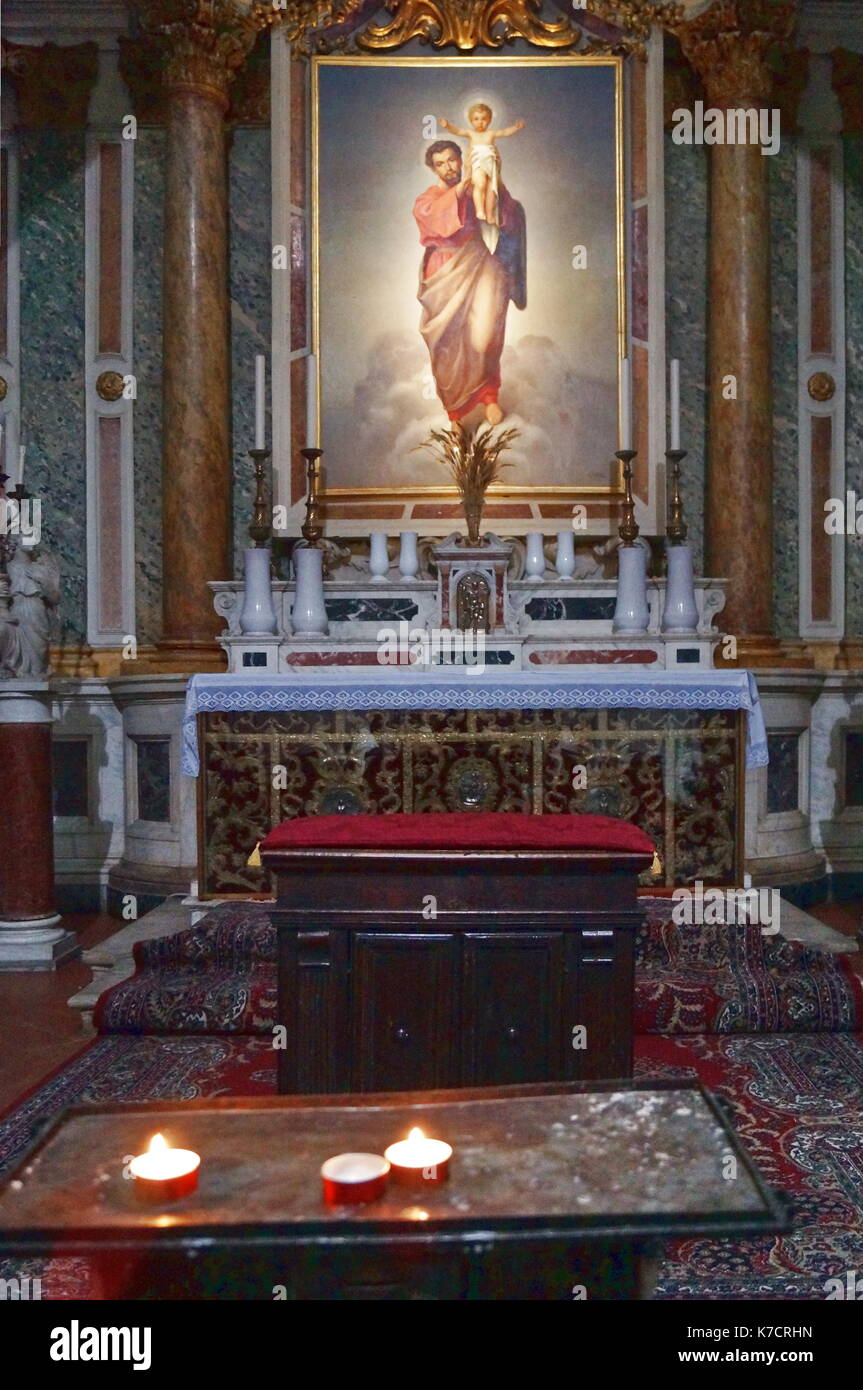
[412,139,526,426]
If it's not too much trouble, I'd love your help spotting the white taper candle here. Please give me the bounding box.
[620,355,632,452]
[254,355,266,449]
[306,354,319,448]
[670,358,681,451]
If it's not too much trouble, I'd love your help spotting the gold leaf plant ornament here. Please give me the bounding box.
[415,422,519,546]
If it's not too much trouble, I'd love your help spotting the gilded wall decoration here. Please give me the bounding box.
[273,1,684,59]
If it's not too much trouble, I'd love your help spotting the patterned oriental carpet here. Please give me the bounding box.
[1,903,862,1300]
[92,901,863,1039]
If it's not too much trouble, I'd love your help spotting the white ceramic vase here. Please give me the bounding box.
[555,530,576,580]
[398,532,419,580]
[612,543,649,634]
[239,547,278,635]
[661,543,698,634]
[291,545,328,637]
[369,532,390,582]
[525,532,546,583]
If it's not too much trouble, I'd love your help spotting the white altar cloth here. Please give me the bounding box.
[182,668,768,777]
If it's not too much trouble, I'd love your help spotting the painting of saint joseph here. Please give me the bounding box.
[314,59,621,494]
[413,123,526,426]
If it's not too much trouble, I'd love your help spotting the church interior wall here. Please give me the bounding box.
[131,125,164,651]
[3,10,863,914]
[770,137,802,642]
[18,128,87,647]
[845,132,863,636]
[13,29,863,654]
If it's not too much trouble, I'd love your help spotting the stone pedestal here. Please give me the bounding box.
[0,682,77,970]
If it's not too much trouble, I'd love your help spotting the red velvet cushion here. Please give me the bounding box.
[261,812,654,855]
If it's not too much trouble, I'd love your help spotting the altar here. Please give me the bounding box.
[184,668,766,898]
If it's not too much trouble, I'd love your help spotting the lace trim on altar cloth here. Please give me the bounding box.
[181,670,768,777]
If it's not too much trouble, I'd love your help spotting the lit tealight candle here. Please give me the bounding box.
[129,1133,200,1203]
[384,1127,452,1186]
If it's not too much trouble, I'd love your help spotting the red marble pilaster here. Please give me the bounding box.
[0,722,55,920]
[0,685,75,969]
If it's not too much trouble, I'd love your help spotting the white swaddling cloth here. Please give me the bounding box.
[469,143,501,252]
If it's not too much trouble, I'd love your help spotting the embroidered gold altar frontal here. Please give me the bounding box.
[197,707,744,897]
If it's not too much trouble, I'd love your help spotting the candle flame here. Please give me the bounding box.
[148,1133,168,1154]
[407,1127,425,1142]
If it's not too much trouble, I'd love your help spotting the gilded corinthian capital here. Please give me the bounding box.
[672,0,796,106]
[134,0,271,107]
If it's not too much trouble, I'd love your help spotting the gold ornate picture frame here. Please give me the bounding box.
[310,53,626,508]
[269,12,670,539]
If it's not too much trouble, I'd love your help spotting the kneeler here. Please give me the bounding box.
[260,811,655,1095]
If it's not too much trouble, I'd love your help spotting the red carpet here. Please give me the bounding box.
[3,903,862,1299]
[93,902,862,1037]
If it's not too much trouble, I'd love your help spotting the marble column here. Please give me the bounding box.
[676,2,796,660]
[0,683,77,969]
[138,2,264,670]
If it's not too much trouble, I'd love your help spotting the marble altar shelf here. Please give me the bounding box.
[211,574,728,675]
[182,668,768,777]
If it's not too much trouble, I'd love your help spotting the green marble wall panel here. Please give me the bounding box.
[132,127,165,649]
[19,131,86,647]
[846,135,863,639]
[664,134,707,575]
[665,135,801,638]
[230,127,273,579]
[769,140,799,641]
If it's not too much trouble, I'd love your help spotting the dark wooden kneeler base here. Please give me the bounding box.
[265,845,652,1095]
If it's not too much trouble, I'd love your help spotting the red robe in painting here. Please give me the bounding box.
[412,182,519,421]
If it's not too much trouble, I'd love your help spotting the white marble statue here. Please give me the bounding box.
[0,590,20,676]
[5,540,60,677]
[573,538,618,580]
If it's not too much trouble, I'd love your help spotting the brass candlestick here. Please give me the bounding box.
[666,449,688,545]
[300,447,324,548]
[0,472,15,628]
[616,449,639,545]
[0,470,12,580]
[248,448,272,547]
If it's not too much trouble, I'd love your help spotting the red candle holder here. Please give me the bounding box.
[321,1153,390,1206]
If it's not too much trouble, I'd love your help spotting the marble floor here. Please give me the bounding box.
[0,913,117,1113]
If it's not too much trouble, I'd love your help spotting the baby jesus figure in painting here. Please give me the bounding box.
[439,103,525,253]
